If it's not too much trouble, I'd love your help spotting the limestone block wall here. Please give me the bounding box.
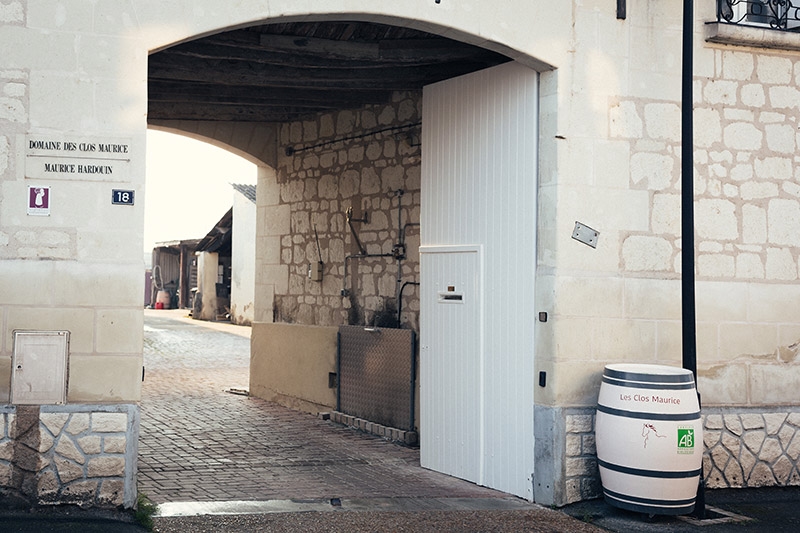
[259,91,422,330]
[556,49,800,502]
[0,405,138,508]
[540,35,800,409]
[607,46,800,406]
[614,53,800,282]
[536,4,800,505]
[0,1,146,402]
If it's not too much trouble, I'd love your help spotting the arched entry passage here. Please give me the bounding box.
[147,17,540,502]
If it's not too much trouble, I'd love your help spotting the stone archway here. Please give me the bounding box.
[0,1,559,510]
[143,13,544,502]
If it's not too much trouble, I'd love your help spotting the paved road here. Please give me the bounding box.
[142,311,800,532]
[139,310,512,504]
[136,310,611,531]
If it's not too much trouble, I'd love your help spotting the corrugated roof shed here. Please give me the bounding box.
[231,183,256,203]
[196,208,233,253]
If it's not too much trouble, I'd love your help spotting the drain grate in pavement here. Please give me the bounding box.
[676,506,751,527]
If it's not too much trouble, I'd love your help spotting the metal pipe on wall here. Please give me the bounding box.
[340,189,420,327]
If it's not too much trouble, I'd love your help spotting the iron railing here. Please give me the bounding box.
[717,0,800,31]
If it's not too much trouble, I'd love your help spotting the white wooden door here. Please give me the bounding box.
[420,245,482,484]
[420,61,537,499]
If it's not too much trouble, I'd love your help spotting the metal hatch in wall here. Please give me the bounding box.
[337,325,417,432]
[12,330,70,405]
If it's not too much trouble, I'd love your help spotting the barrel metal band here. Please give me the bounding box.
[597,404,701,421]
[603,487,697,507]
[602,376,696,390]
[604,368,693,384]
[598,458,702,479]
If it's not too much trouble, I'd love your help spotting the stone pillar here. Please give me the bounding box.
[196,251,219,321]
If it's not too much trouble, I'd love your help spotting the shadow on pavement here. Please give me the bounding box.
[0,506,146,532]
[563,486,800,532]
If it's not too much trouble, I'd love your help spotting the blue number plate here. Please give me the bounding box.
[112,189,135,205]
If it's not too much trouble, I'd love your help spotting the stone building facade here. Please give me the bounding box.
[534,5,800,504]
[271,92,421,330]
[1,0,800,510]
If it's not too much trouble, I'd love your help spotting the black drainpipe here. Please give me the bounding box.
[681,0,705,519]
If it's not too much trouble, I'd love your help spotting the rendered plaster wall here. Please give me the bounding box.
[195,251,219,321]
[249,322,337,413]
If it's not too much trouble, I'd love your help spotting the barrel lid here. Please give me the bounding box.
[604,363,694,383]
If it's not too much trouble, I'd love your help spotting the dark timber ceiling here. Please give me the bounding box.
[148,21,512,123]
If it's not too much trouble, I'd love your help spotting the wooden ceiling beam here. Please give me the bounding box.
[146,22,511,123]
[257,33,381,60]
[148,101,323,122]
[148,81,394,106]
[184,32,503,65]
[149,54,499,90]
[161,41,384,69]
[148,94,358,111]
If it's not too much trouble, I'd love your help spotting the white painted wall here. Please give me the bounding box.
[231,189,256,325]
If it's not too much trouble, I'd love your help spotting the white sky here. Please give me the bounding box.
[144,130,257,253]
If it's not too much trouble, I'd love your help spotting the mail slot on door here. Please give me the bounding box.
[437,286,464,303]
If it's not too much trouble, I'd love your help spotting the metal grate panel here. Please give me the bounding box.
[337,326,416,431]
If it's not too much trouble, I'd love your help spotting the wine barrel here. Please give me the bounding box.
[595,363,703,515]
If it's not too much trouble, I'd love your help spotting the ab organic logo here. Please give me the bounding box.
[677,428,695,454]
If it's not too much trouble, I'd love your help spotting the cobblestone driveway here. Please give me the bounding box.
[138,310,503,504]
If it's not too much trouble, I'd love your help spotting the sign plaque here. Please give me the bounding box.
[27,186,51,216]
[26,136,132,182]
[111,189,135,205]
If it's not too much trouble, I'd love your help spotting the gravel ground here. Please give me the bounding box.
[153,509,604,533]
